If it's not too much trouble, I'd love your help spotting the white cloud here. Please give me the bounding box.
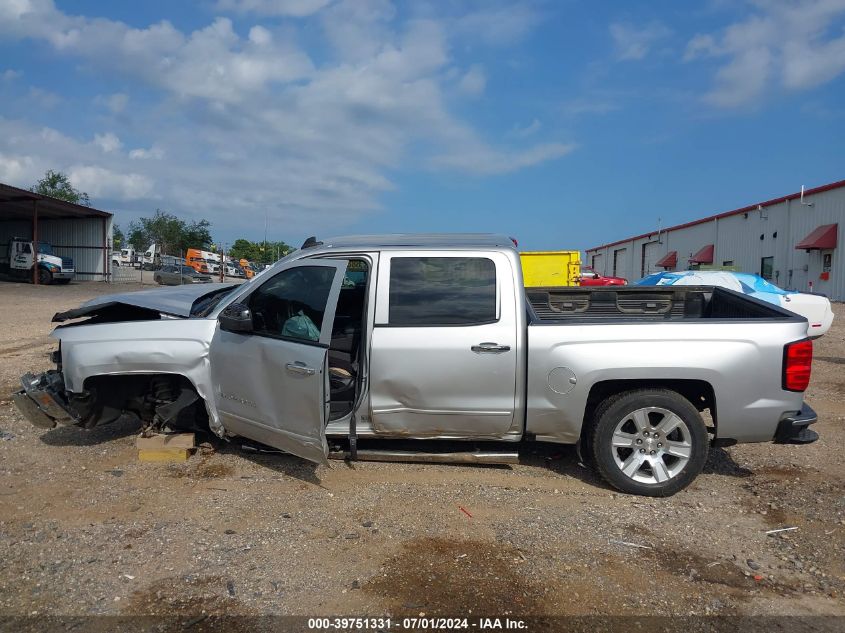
[0,2,573,237]
[67,165,154,200]
[129,146,165,160]
[98,92,129,113]
[432,142,576,175]
[457,64,486,96]
[451,4,540,46]
[27,86,61,108]
[93,132,122,153]
[214,0,331,17]
[685,0,845,107]
[0,7,313,104]
[609,21,671,61]
[683,34,717,61]
[2,69,21,80]
[509,118,542,138]
[0,151,36,183]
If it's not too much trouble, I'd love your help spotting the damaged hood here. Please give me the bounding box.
[53,283,238,322]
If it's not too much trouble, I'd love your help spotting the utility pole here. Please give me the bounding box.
[263,210,268,262]
[219,243,225,283]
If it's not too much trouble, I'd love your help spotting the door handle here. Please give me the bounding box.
[286,362,316,376]
[471,342,511,353]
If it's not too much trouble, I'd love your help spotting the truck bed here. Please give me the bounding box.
[526,286,801,323]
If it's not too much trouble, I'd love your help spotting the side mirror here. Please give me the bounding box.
[219,302,253,333]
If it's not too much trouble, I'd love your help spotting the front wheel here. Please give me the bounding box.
[38,268,53,285]
[591,389,709,497]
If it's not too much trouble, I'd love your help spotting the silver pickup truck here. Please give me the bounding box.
[14,234,818,496]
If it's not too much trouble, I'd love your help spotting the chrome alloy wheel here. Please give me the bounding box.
[611,407,693,484]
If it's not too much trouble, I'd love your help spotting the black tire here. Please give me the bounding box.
[154,275,162,285]
[591,388,709,497]
[112,261,120,267]
[38,268,53,285]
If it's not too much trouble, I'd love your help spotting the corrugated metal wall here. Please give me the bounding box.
[585,185,845,300]
[0,216,112,282]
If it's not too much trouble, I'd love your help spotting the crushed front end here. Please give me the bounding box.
[14,370,79,429]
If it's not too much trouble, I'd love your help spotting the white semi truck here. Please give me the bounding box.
[0,237,74,284]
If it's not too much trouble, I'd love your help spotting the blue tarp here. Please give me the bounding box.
[635,271,790,306]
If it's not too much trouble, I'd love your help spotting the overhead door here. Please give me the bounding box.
[590,253,603,275]
[641,241,660,277]
[613,248,628,279]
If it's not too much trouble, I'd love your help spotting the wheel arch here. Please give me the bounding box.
[581,379,717,442]
[77,371,219,433]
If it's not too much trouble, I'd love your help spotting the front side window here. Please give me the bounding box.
[248,266,336,342]
[388,257,496,326]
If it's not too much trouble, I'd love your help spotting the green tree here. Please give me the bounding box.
[31,169,91,206]
[228,238,258,262]
[228,238,292,264]
[112,223,125,249]
[127,209,213,255]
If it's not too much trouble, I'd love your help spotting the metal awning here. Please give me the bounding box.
[655,250,677,268]
[0,182,111,220]
[689,244,714,264]
[795,224,837,250]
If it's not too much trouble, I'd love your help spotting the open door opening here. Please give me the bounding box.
[328,259,369,422]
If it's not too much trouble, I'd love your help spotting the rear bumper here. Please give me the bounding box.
[774,402,819,444]
[13,371,78,430]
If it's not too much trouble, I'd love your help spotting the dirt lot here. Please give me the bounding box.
[0,280,843,621]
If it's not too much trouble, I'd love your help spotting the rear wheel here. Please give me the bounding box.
[591,389,709,497]
[154,275,162,285]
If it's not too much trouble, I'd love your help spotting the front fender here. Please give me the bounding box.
[54,318,224,435]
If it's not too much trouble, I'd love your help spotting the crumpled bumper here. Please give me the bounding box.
[13,371,79,430]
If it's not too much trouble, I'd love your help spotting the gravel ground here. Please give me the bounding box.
[0,280,843,619]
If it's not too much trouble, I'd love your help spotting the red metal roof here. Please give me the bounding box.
[795,223,838,250]
[689,244,714,264]
[655,250,677,268]
[585,179,845,253]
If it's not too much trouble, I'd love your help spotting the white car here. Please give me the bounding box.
[636,271,834,338]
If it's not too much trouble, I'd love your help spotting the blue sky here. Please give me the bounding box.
[1,0,844,252]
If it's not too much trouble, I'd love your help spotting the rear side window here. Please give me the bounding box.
[388,257,496,326]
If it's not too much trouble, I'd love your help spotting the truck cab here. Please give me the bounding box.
[1,238,74,284]
[112,247,137,268]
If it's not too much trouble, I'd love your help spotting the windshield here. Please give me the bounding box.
[38,242,54,255]
[180,266,196,274]
[191,287,238,317]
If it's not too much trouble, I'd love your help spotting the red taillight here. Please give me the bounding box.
[783,339,813,392]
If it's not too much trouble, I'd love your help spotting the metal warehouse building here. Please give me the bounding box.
[585,179,845,301]
[0,182,113,283]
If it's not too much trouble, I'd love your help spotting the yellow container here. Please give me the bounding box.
[520,251,582,287]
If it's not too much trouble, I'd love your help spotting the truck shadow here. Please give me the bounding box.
[702,446,754,478]
[208,438,323,487]
[523,442,613,490]
[38,414,141,447]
